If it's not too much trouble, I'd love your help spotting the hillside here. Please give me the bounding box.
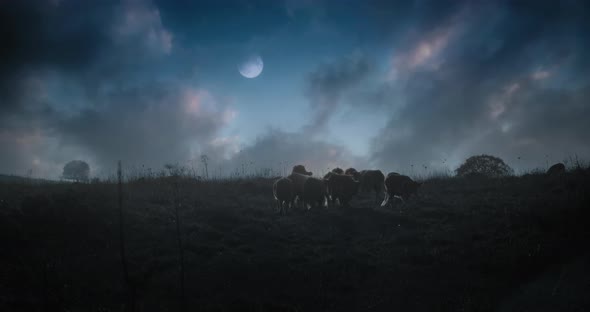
[1,171,589,311]
[0,174,58,185]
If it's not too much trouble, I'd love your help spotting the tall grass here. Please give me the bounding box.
[79,154,590,186]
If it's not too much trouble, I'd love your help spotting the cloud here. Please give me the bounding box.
[389,22,457,78]
[488,82,520,120]
[0,0,218,178]
[114,0,173,54]
[0,83,237,177]
[531,70,551,80]
[208,136,241,161]
[0,0,174,112]
[303,55,372,134]
[54,85,235,172]
[0,125,88,178]
[2,0,590,179]
[369,1,590,174]
[0,0,113,113]
[214,129,370,177]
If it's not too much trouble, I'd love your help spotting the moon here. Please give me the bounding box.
[238,54,263,78]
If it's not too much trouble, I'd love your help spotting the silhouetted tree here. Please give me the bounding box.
[455,154,513,178]
[62,160,90,182]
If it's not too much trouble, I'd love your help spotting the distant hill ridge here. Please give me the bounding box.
[0,174,58,184]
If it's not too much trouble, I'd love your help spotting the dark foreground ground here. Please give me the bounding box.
[1,171,589,311]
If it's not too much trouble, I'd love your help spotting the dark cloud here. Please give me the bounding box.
[303,56,371,134]
[0,0,113,113]
[0,1,112,71]
[369,0,590,173]
[0,0,176,114]
[155,0,289,40]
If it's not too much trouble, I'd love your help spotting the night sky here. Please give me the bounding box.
[1,0,589,179]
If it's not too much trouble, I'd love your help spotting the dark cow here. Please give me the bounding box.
[331,167,344,175]
[288,172,311,209]
[546,163,566,176]
[303,177,327,210]
[325,173,360,208]
[323,167,350,204]
[359,170,385,204]
[381,172,422,208]
[292,164,313,176]
[344,167,361,180]
[273,177,294,214]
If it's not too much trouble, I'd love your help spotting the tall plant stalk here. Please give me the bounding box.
[173,178,186,311]
[118,161,135,311]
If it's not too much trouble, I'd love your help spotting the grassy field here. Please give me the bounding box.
[1,170,589,311]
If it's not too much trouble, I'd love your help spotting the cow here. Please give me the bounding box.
[547,163,566,176]
[359,170,385,204]
[325,173,360,208]
[381,172,422,208]
[344,167,361,180]
[323,168,351,206]
[292,165,313,176]
[288,172,311,209]
[303,177,327,210]
[273,177,294,214]
[331,167,344,175]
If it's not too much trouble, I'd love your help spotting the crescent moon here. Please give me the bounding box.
[238,55,264,78]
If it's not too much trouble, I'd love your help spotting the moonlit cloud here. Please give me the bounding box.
[53,84,237,173]
[367,0,590,174]
[392,26,454,74]
[208,135,241,160]
[115,0,173,54]
[489,82,520,120]
[531,70,551,80]
[216,129,370,177]
[303,55,371,134]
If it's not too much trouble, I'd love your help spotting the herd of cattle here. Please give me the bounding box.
[272,162,572,213]
[272,165,422,214]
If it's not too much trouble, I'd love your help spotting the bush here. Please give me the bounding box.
[455,154,513,178]
[62,160,90,182]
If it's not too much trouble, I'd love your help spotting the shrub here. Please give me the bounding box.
[62,160,90,182]
[455,154,513,178]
